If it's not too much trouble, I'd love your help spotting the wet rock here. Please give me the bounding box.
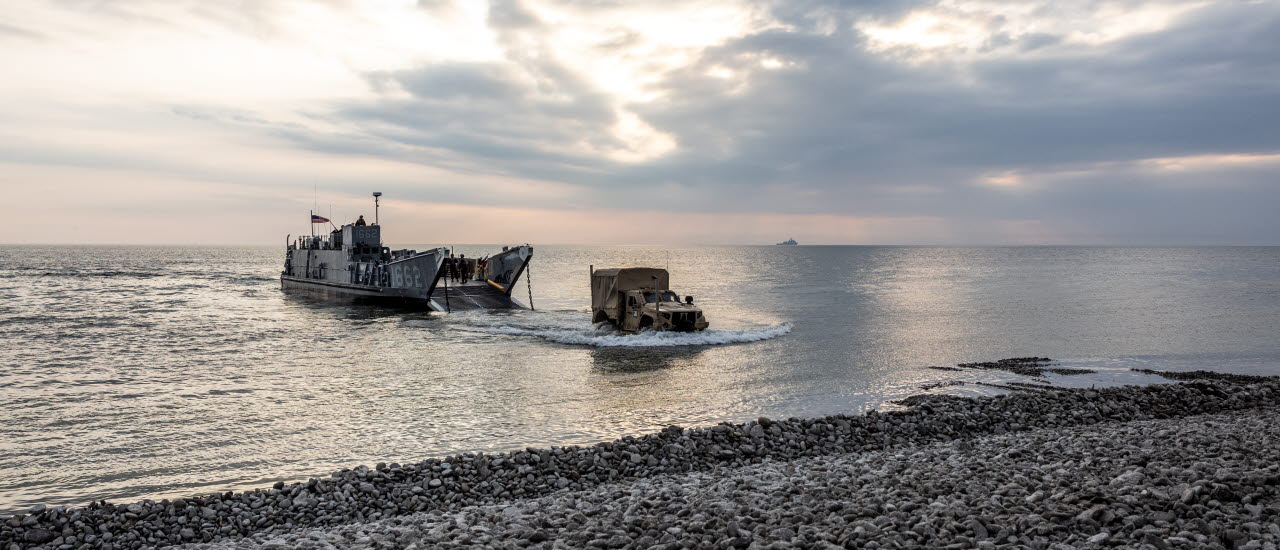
[22,528,55,544]
[967,519,989,539]
[954,357,1056,377]
[1110,471,1144,487]
[1131,369,1273,383]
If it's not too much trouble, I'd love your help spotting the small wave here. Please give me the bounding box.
[453,312,791,347]
[231,276,276,283]
[44,270,163,279]
[0,269,164,280]
[9,269,267,281]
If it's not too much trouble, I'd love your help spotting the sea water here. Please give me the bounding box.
[1,245,1278,513]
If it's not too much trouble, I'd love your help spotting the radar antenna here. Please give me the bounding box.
[372,192,382,225]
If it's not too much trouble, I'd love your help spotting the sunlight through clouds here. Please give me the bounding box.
[862,12,991,52]
[859,0,1210,57]
[979,172,1024,189]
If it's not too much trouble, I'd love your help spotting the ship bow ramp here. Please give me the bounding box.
[429,245,533,311]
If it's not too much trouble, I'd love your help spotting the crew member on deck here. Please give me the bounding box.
[355,215,367,226]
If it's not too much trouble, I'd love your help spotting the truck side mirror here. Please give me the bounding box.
[685,296,694,304]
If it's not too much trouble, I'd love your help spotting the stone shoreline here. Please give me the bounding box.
[205,403,1280,549]
[5,371,1280,549]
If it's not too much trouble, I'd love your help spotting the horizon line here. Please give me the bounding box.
[2,242,1278,248]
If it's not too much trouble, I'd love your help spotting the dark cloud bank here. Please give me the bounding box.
[297,0,1280,244]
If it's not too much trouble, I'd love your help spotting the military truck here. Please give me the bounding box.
[590,267,709,333]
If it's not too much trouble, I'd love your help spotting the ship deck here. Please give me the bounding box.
[428,279,526,311]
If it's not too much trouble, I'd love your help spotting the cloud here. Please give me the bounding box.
[568,0,1280,241]
[2,0,1279,244]
[0,22,44,41]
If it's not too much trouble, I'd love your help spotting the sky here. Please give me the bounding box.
[1,0,1278,245]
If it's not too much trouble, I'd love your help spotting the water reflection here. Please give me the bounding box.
[589,347,705,373]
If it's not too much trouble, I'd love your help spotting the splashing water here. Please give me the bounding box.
[450,311,792,347]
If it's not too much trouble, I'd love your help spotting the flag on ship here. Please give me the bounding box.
[311,214,330,223]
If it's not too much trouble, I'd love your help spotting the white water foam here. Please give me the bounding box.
[452,312,792,347]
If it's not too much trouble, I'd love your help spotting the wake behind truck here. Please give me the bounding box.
[590,267,709,333]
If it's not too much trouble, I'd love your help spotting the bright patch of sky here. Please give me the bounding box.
[861,0,1209,55]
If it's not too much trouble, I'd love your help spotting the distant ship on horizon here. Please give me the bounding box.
[776,238,798,245]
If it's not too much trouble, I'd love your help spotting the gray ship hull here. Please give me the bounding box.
[281,276,528,311]
[280,275,433,302]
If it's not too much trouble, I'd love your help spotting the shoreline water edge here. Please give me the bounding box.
[4,366,1279,549]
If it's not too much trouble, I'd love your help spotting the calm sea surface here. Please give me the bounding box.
[2,245,1279,513]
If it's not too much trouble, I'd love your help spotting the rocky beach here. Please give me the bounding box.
[5,367,1279,549]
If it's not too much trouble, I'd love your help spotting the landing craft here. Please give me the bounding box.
[280,192,533,311]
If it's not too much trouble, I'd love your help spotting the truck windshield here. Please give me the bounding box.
[643,291,681,303]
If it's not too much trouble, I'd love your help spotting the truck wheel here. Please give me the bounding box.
[639,316,653,329]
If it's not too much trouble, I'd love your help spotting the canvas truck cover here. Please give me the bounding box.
[591,267,670,317]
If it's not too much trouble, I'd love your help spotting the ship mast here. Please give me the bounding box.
[372,191,382,247]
